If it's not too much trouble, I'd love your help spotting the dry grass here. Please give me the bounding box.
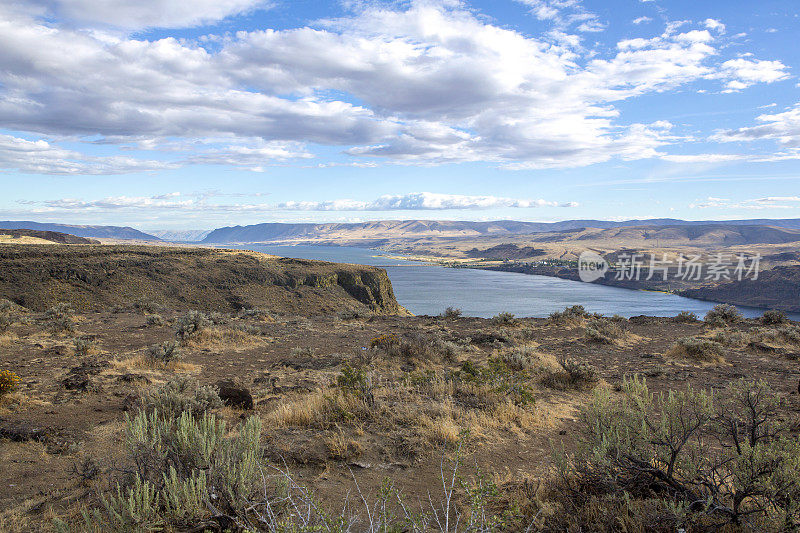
[666,337,725,364]
[324,429,363,461]
[182,326,261,350]
[0,332,18,345]
[264,389,372,429]
[110,353,200,374]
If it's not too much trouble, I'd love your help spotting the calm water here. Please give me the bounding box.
[235,244,797,320]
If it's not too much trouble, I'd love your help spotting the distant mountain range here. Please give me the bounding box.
[201,218,800,244]
[0,221,160,241]
[148,229,213,242]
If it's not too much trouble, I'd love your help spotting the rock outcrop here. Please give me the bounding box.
[0,245,405,315]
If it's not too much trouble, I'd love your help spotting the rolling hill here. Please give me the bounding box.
[0,221,160,241]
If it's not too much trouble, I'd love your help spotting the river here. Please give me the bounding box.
[235,244,798,320]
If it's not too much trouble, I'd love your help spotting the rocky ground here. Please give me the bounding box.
[1,301,799,530]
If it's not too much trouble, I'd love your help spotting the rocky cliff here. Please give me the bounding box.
[0,245,404,315]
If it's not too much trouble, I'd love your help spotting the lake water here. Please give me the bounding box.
[236,244,797,320]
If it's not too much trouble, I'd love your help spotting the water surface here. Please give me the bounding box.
[236,244,797,320]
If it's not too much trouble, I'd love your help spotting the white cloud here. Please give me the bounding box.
[690,196,800,210]
[24,191,579,215]
[276,192,578,210]
[0,134,176,174]
[704,18,726,34]
[0,2,791,173]
[714,105,800,148]
[632,16,652,25]
[718,58,789,91]
[33,0,274,30]
[516,0,605,33]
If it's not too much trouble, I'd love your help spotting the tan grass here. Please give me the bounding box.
[183,327,260,350]
[264,389,371,429]
[110,353,200,374]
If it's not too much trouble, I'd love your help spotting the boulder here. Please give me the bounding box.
[216,380,254,410]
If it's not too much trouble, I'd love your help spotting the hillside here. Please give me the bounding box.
[201,218,800,244]
[0,221,160,241]
[0,228,99,245]
[680,265,800,312]
[0,245,403,315]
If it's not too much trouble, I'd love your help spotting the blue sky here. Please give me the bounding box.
[0,0,799,230]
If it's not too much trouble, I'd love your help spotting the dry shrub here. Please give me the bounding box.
[541,358,599,390]
[673,311,699,323]
[704,304,743,327]
[761,310,788,325]
[112,353,199,373]
[666,337,725,363]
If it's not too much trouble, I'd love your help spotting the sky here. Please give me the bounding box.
[1,0,799,230]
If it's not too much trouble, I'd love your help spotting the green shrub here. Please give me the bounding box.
[0,311,16,332]
[146,341,182,364]
[74,336,98,356]
[584,318,622,344]
[491,312,517,326]
[136,378,222,419]
[145,314,165,327]
[549,305,590,322]
[571,376,800,529]
[762,310,788,325]
[441,306,462,318]
[704,304,743,327]
[498,346,536,370]
[174,310,210,343]
[45,303,75,333]
[673,310,699,323]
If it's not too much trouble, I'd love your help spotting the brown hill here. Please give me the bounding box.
[679,264,800,312]
[0,245,403,315]
[0,228,99,244]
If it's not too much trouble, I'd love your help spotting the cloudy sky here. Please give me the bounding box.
[1,0,799,230]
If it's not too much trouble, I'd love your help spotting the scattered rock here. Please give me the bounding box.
[117,373,151,385]
[44,345,69,356]
[62,370,91,391]
[216,379,254,409]
[0,422,51,442]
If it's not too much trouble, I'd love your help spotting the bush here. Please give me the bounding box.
[762,310,788,325]
[84,407,261,531]
[704,304,743,327]
[571,376,800,529]
[441,306,462,318]
[673,311,699,323]
[145,314,165,327]
[584,318,622,344]
[667,337,724,363]
[498,346,536,370]
[549,305,589,322]
[45,303,75,333]
[147,341,182,364]
[491,312,517,326]
[0,369,21,396]
[541,358,598,390]
[74,336,98,356]
[0,311,16,333]
[135,378,223,420]
[174,310,210,343]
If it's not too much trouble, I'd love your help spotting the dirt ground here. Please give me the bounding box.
[1,307,799,529]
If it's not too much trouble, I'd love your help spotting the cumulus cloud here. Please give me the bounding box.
[31,0,274,30]
[0,1,792,174]
[632,16,652,25]
[277,192,578,211]
[28,191,578,214]
[0,134,177,174]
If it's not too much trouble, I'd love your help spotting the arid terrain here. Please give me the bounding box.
[1,244,800,531]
